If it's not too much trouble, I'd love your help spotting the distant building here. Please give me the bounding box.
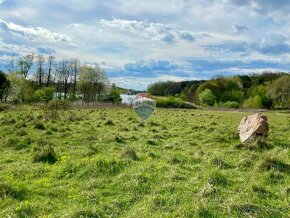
[127,90,135,95]
[120,94,135,105]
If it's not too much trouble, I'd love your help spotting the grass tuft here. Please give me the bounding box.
[199,184,219,198]
[115,135,125,143]
[0,183,18,198]
[147,139,158,146]
[34,122,46,130]
[198,207,215,218]
[232,203,261,216]
[208,172,230,186]
[16,129,27,136]
[121,147,138,160]
[33,146,58,164]
[211,157,231,169]
[104,120,114,126]
[95,158,127,175]
[266,172,285,184]
[235,140,273,151]
[252,185,273,198]
[3,137,30,150]
[71,209,102,218]
[87,144,99,154]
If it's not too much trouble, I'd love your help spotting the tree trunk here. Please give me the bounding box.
[47,62,52,87]
[64,78,68,99]
[39,68,42,87]
[73,68,77,97]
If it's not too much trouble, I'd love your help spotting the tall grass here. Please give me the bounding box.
[0,106,289,217]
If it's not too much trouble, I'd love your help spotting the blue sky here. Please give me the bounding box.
[0,0,290,90]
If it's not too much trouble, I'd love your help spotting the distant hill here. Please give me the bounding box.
[147,72,290,109]
[113,85,145,95]
[113,85,130,94]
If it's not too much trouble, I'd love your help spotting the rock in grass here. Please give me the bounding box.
[238,113,268,143]
[33,146,58,164]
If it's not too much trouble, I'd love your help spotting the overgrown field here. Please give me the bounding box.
[0,106,289,217]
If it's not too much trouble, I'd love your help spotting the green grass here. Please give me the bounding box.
[0,105,289,217]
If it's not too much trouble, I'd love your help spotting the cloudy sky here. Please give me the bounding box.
[1,0,290,90]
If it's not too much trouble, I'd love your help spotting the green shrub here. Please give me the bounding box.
[47,99,70,110]
[107,90,121,103]
[156,97,195,108]
[243,95,263,108]
[198,89,216,106]
[224,101,240,108]
[34,87,55,102]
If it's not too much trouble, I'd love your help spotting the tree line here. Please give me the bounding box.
[0,54,120,104]
[148,72,290,109]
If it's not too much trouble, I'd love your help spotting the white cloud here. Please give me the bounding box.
[0,38,34,61]
[98,18,198,43]
[111,75,199,90]
[0,19,71,44]
[1,0,290,89]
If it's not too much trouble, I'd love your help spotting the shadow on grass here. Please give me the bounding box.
[260,158,290,173]
[208,172,230,187]
[33,146,58,164]
[252,185,275,198]
[234,140,273,151]
[0,183,26,200]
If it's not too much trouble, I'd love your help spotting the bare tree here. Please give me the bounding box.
[46,56,55,87]
[69,58,80,98]
[54,63,62,98]
[59,60,70,99]
[36,54,46,87]
[17,54,34,78]
[7,55,15,74]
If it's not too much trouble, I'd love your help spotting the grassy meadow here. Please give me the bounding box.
[0,105,289,217]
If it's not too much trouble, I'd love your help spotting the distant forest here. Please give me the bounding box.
[0,54,122,104]
[1,54,290,109]
[148,72,290,109]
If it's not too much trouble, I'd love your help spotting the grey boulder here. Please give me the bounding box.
[238,113,269,143]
